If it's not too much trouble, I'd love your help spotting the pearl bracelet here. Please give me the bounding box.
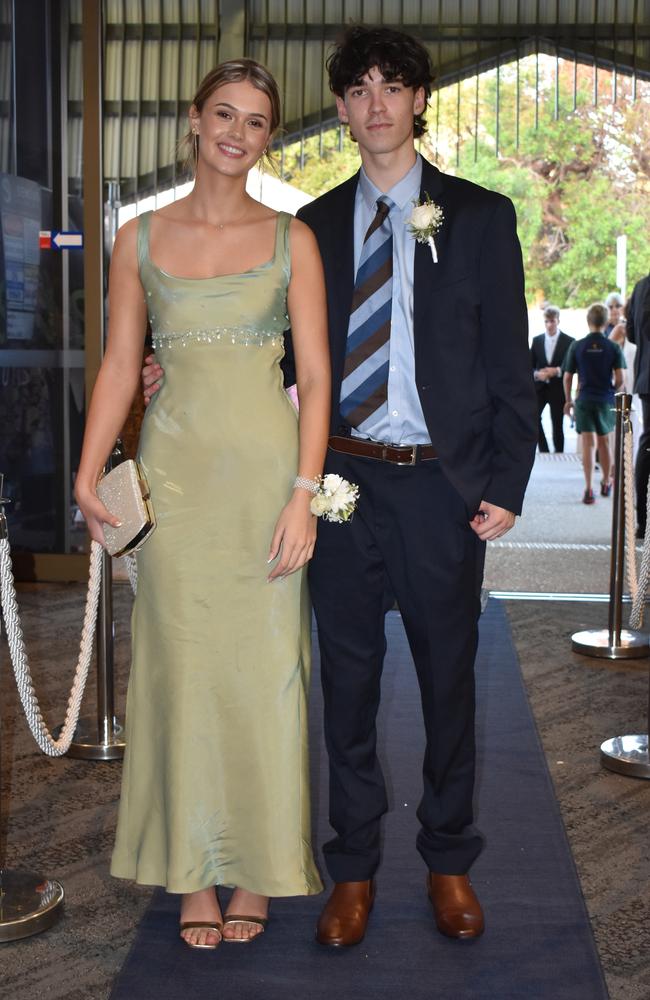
[294,476,320,495]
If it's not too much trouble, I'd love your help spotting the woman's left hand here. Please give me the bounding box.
[267,492,317,581]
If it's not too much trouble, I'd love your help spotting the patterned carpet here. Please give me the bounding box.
[1,584,649,999]
[507,599,650,1000]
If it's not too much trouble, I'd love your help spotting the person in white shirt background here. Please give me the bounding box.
[531,305,574,453]
[609,311,640,461]
[605,291,624,337]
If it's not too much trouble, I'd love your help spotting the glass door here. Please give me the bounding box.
[0,0,98,580]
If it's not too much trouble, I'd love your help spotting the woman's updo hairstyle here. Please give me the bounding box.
[179,58,282,175]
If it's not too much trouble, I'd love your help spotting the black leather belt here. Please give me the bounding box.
[328,435,438,465]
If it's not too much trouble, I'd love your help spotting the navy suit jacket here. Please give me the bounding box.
[294,157,537,516]
[530,331,574,384]
[627,273,650,395]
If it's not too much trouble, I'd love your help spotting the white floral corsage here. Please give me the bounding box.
[406,193,444,263]
[310,474,359,524]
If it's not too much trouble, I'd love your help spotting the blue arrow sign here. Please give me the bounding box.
[52,230,84,250]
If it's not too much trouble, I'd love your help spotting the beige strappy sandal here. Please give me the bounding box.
[180,920,223,950]
[222,914,268,943]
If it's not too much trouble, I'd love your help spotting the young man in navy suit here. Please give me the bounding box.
[143,26,537,944]
[298,26,536,945]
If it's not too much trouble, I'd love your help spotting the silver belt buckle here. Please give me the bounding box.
[395,444,418,466]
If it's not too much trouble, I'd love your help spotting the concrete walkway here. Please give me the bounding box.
[484,451,634,594]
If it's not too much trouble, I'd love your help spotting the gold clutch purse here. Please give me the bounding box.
[96,459,156,557]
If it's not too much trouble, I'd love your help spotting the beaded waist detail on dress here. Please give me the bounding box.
[151,328,286,350]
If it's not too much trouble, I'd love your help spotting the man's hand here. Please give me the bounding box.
[470,501,516,541]
[143,353,164,406]
[563,400,574,416]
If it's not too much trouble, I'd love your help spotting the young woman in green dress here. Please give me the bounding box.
[75,60,330,949]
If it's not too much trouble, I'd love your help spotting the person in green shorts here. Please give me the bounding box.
[563,302,625,505]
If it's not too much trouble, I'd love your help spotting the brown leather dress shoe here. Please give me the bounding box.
[427,873,484,940]
[316,880,375,947]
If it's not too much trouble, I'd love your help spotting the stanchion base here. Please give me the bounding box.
[0,871,64,942]
[571,628,650,659]
[601,734,650,779]
[54,716,125,760]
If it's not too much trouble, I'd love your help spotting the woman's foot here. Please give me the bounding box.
[223,888,269,942]
[180,887,223,949]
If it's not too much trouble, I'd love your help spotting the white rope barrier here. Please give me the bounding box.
[0,538,103,756]
[623,418,639,603]
[629,478,650,630]
[124,553,137,595]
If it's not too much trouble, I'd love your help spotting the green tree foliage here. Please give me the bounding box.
[280,128,361,197]
[283,56,650,307]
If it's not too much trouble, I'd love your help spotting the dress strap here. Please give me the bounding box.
[136,211,153,272]
[274,211,292,274]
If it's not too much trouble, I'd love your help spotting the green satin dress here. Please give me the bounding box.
[110,210,323,898]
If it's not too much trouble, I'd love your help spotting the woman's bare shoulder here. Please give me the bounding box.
[288,216,319,254]
[112,216,140,264]
[116,215,140,240]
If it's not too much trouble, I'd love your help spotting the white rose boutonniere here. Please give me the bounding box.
[310,473,359,523]
[406,193,444,263]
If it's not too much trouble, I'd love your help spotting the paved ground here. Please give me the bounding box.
[484,446,636,595]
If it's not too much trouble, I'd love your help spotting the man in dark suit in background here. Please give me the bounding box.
[297,26,537,946]
[531,305,574,453]
[626,271,650,536]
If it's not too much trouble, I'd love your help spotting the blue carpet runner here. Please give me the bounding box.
[110,601,608,1000]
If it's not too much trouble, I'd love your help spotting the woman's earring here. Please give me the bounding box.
[193,129,199,160]
[260,147,271,175]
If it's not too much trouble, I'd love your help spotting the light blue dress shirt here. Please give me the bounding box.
[351,153,431,446]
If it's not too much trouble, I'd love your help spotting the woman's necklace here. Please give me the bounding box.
[212,207,250,231]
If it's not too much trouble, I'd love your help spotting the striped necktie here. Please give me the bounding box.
[339,196,395,431]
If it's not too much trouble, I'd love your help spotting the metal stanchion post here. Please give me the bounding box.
[601,727,650,779]
[55,444,125,760]
[572,393,650,659]
[0,475,65,941]
[600,587,650,778]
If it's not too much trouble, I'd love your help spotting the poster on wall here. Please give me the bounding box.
[0,173,41,342]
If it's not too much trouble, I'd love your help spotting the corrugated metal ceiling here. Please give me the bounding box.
[87,0,650,197]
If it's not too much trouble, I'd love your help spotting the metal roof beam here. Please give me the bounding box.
[249,23,650,43]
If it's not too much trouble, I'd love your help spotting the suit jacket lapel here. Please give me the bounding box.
[332,174,358,280]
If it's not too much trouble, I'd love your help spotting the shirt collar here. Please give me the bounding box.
[358,153,423,215]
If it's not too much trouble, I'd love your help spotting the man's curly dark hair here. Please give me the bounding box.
[326,25,435,139]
